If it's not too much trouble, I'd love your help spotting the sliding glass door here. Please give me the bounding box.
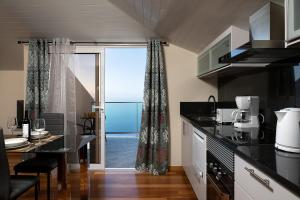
[104,47,146,168]
[75,47,105,169]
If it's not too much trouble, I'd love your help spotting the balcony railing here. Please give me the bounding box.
[105,102,143,133]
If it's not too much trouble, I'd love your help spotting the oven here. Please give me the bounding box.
[207,137,234,200]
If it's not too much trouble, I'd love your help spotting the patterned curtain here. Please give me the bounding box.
[135,40,169,175]
[25,39,49,119]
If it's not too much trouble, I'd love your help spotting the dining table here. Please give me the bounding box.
[6,133,96,190]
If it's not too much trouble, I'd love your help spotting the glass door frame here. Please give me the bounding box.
[75,46,105,169]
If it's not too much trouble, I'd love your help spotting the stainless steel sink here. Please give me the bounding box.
[194,116,216,122]
[191,116,216,127]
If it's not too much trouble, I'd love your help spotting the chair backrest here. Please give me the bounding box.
[0,128,11,200]
[40,113,64,135]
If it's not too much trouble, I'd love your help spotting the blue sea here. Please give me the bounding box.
[105,102,142,133]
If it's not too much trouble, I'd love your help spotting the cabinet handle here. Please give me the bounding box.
[244,167,273,192]
[194,132,205,142]
[199,171,203,178]
[194,171,203,183]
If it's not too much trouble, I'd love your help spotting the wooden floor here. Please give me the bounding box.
[15,164,197,200]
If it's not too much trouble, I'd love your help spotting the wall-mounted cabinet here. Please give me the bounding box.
[197,26,248,78]
[210,35,231,70]
[197,50,210,75]
[286,0,300,47]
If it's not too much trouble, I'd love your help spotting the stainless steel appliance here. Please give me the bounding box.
[276,149,300,187]
[219,0,300,65]
[207,137,234,200]
[275,108,300,153]
[216,108,235,124]
[286,0,300,44]
[232,96,263,128]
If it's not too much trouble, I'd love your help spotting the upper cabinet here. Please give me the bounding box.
[286,0,300,46]
[197,26,248,78]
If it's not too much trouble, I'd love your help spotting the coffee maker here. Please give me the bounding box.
[232,96,262,128]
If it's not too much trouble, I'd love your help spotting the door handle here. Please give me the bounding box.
[92,105,104,111]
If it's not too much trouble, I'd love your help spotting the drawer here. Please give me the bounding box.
[235,155,299,200]
[235,182,254,200]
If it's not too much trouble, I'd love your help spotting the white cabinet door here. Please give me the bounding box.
[181,119,193,178]
[192,128,207,200]
[235,182,254,200]
[181,119,208,200]
[192,129,207,179]
[235,155,300,200]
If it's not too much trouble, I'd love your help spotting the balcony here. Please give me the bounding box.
[105,102,142,168]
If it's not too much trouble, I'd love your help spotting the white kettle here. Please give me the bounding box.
[275,108,300,153]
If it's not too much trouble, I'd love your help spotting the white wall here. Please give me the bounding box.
[0,46,27,134]
[164,44,217,166]
[0,71,25,134]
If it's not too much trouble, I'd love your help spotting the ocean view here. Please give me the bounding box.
[104,48,146,134]
[105,102,143,133]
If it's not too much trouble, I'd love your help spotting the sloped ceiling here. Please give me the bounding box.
[109,0,268,53]
[0,0,267,70]
[0,0,157,70]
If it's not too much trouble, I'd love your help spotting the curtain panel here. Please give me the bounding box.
[25,39,49,119]
[47,38,78,162]
[135,40,169,175]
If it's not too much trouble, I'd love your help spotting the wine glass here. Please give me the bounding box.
[33,118,46,144]
[7,117,18,135]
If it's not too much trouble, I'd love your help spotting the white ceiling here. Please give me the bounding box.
[0,0,268,70]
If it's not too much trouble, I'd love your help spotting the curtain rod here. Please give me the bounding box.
[17,40,168,46]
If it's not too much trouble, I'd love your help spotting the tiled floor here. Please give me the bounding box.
[105,133,139,168]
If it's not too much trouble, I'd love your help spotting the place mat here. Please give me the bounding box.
[6,135,63,153]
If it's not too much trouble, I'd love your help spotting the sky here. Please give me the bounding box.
[75,54,96,98]
[105,47,146,102]
[74,47,147,102]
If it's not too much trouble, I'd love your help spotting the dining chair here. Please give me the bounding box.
[14,113,63,200]
[41,113,64,135]
[0,128,39,200]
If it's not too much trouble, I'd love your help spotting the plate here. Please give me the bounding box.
[5,138,28,148]
[31,131,49,136]
[5,141,30,150]
[31,132,50,140]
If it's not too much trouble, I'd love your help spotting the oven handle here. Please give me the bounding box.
[244,167,273,192]
[207,173,230,199]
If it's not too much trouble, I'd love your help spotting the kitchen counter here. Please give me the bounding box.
[236,145,300,197]
[181,113,300,197]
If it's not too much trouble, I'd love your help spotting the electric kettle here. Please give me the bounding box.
[275,108,300,153]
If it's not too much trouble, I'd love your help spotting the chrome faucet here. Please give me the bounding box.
[208,95,216,116]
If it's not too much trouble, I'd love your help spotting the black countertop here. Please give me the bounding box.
[181,113,300,197]
[236,145,300,197]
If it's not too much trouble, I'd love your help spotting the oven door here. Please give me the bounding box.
[207,173,231,200]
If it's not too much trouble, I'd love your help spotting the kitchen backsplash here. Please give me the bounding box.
[180,102,236,116]
[218,64,300,130]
